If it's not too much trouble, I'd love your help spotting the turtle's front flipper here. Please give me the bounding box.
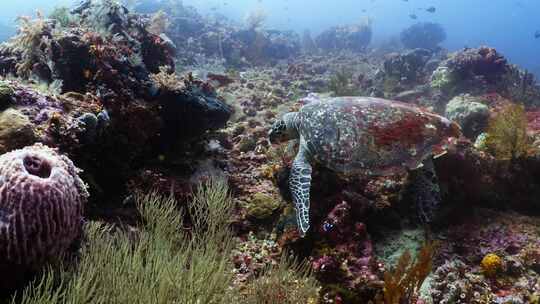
[409,157,441,225]
[289,146,313,236]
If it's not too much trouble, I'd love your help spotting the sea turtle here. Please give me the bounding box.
[268,96,461,236]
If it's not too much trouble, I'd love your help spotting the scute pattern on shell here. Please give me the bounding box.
[0,143,88,268]
[298,97,457,176]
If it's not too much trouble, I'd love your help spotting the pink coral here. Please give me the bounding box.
[0,143,88,269]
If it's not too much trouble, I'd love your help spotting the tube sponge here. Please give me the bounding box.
[0,143,88,269]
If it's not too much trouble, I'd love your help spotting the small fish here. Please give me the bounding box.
[409,14,418,19]
[426,6,436,13]
[535,30,540,39]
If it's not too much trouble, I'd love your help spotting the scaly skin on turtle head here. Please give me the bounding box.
[268,112,300,144]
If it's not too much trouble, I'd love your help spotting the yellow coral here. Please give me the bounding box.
[481,253,503,277]
[485,103,531,160]
[260,163,281,181]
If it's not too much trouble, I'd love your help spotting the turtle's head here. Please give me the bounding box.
[438,116,463,140]
[268,112,300,144]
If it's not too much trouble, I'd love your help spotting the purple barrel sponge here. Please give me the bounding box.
[0,143,88,269]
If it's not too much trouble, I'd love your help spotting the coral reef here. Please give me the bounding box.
[316,22,372,52]
[376,242,435,304]
[0,143,88,290]
[0,81,14,108]
[481,253,503,277]
[429,259,493,303]
[0,1,539,303]
[132,0,300,67]
[484,103,530,160]
[444,94,489,139]
[310,201,383,302]
[431,47,509,95]
[383,48,433,85]
[0,108,36,153]
[400,22,446,50]
[0,1,232,204]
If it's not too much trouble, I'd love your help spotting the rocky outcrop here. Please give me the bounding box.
[316,23,372,52]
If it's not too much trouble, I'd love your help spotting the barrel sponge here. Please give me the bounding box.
[0,143,88,268]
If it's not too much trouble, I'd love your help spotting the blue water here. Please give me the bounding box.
[1,0,539,76]
[189,0,540,76]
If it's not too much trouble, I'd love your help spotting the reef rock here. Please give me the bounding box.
[445,95,489,139]
[400,22,446,50]
[0,108,36,153]
[383,48,433,83]
[316,23,372,52]
[431,47,509,94]
[0,143,88,289]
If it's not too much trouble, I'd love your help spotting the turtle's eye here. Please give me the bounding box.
[268,120,287,144]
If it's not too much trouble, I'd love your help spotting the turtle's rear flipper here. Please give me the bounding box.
[409,157,441,225]
[289,151,313,236]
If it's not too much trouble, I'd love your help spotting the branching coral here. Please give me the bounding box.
[0,12,55,78]
[328,67,358,96]
[238,254,320,304]
[48,6,76,28]
[146,10,169,35]
[485,103,531,160]
[376,242,436,304]
[150,65,183,91]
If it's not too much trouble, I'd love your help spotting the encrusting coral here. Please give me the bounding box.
[480,253,503,277]
[0,143,88,290]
